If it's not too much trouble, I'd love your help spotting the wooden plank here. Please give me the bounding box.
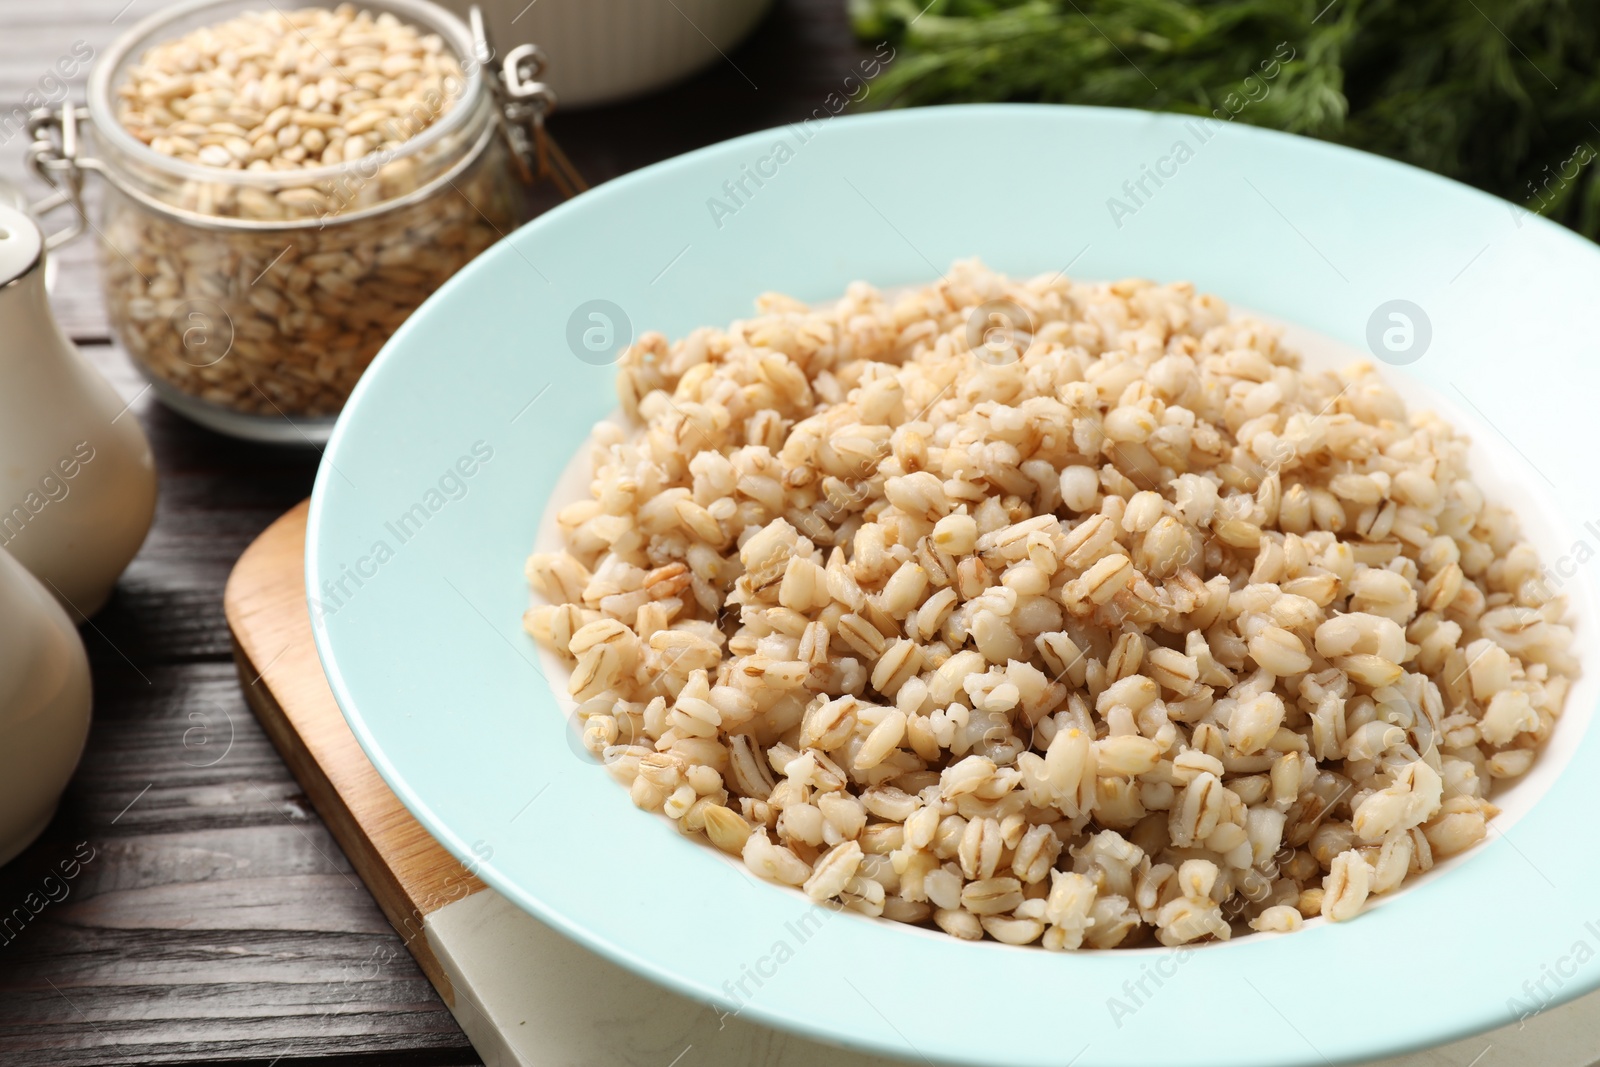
[226,502,486,1008]
[0,663,477,1067]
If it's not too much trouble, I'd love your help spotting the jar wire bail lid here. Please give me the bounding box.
[21,0,587,250]
[22,105,91,251]
[471,5,587,199]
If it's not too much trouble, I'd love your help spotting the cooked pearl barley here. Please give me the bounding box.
[1320,849,1372,921]
[528,261,1577,948]
[1249,904,1304,933]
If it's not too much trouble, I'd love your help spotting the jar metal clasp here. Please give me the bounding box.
[469,5,586,199]
[22,104,104,251]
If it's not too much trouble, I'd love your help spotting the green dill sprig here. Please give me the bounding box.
[851,0,1600,238]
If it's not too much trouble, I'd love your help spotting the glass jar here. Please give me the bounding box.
[26,0,569,443]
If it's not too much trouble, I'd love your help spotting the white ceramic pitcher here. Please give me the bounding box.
[0,542,91,865]
[0,202,157,618]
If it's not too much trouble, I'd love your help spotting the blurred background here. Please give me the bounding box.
[496,0,1597,240]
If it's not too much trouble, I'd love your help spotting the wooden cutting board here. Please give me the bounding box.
[225,501,1600,1067]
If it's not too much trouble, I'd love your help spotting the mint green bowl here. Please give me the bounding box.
[309,105,1600,1067]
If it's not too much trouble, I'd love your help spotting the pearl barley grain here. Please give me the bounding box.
[527,260,1578,949]
[116,4,464,171]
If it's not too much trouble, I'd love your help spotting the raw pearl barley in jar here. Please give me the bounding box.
[74,0,533,443]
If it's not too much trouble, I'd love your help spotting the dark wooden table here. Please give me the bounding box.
[0,3,864,1062]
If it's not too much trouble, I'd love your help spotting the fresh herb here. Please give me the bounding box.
[851,0,1600,237]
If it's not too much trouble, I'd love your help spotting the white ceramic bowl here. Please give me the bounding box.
[451,0,773,109]
[309,106,1600,1067]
